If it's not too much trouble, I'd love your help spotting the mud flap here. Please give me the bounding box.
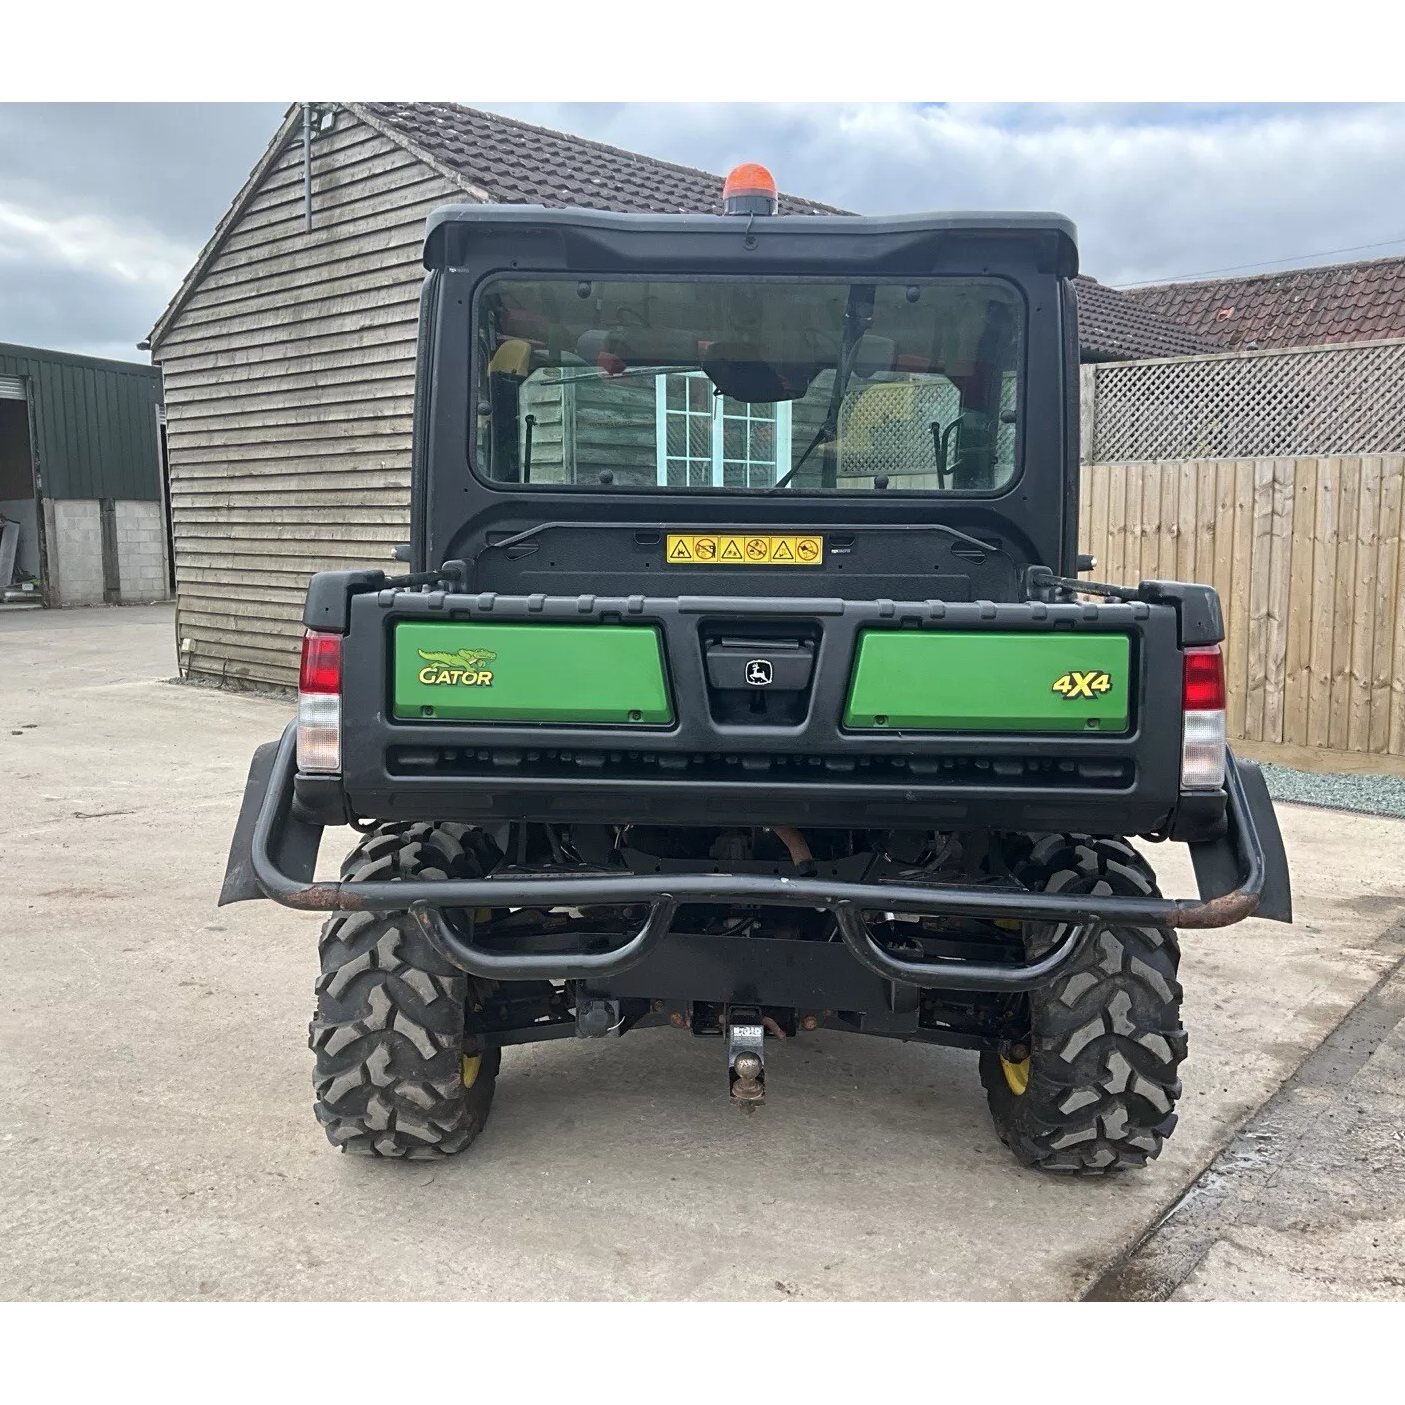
[1189,756,1292,924]
[218,733,324,906]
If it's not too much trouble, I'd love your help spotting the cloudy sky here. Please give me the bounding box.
[2,101,1403,363]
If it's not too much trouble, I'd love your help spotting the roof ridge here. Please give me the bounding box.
[1071,272,1221,358]
[1,339,164,374]
[374,99,845,213]
[1127,249,1405,296]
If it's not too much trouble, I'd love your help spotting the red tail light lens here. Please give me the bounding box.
[299,631,342,695]
[1182,645,1225,712]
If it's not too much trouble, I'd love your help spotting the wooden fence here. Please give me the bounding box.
[1079,456,1405,758]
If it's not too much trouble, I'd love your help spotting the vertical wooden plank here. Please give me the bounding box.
[1196,460,1218,589]
[1158,459,1180,581]
[1307,459,1338,748]
[1118,462,1138,586]
[1088,462,1110,578]
[1122,461,1140,585]
[1328,457,1361,752]
[1348,456,1382,751]
[1372,455,1404,754]
[1112,463,1135,584]
[1283,458,1318,747]
[1213,460,1237,659]
[1101,464,1119,582]
[1391,458,1405,752]
[1140,460,1158,581]
[1226,461,1255,742]
[1140,461,1162,586]
[1244,459,1275,742]
[1101,463,1116,579]
[1177,461,1199,583]
[1109,462,1130,584]
[1262,458,1295,744]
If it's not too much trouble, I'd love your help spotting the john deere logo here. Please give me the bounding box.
[1052,669,1113,701]
[417,647,497,687]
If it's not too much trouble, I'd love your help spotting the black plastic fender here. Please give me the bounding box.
[218,728,323,906]
[1189,756,1292,924]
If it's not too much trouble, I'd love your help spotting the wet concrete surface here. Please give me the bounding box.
[3,604,1405,1300]
[1086,939,1405,1300]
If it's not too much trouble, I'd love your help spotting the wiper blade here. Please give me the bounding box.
[550,364,698,386]
[772,415,834,493]
[770,284,875,492]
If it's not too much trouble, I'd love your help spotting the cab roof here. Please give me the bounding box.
[423,204,1080,278]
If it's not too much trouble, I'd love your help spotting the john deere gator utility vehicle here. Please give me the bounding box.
[221,164,1292,1172]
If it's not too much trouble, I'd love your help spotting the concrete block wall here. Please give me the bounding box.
[114,500,170,603]
[44,498,104,606]
[42,498,172,606]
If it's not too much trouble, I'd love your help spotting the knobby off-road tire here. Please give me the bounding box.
[979,834,1187,1174]
[309,821,501,1158]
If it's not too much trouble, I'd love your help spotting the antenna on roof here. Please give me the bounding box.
[300,104,339,233]
[302,103,313,233]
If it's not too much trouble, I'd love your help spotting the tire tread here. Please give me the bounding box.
[981,834,1187,1175]
[310,822,499,1158]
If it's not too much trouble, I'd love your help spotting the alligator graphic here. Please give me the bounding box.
[417,647,498,670]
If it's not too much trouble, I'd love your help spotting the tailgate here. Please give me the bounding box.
[334,591,1188,836]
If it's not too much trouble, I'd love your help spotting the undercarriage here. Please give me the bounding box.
[430,818,1051,1060]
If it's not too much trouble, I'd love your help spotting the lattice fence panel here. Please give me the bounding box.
[1089,339,1405,462]
[836,374,1016,486]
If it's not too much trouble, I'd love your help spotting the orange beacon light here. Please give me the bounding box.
[722,163,779,217]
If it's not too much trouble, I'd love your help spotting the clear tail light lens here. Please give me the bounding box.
[1181,644,1226,789]
[297,630,342,773]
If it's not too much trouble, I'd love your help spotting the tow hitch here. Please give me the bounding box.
[728,1009,766,1109]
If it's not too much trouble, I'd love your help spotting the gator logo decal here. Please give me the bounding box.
[1052,669,1113,701]
[417,647,497,687]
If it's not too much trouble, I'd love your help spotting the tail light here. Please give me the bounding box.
[1181,645,1226,789]
[297,630,342,773]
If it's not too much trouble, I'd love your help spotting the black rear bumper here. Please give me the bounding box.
[320,590,1208,838]
[221,723,1292,992]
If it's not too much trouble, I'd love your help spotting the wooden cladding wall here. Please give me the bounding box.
[1080,456,1405,757]
[154,116,465,688]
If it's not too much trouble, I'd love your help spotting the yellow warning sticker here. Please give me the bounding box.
[665,533,824,566]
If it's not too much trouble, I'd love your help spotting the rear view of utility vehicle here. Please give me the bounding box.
[222,164,1292,1172]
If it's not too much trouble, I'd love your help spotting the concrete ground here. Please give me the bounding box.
[1086,947,1405,1300]
[2,603,1404,1301]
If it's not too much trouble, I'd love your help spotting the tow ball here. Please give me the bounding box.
[728,1009,766,1109]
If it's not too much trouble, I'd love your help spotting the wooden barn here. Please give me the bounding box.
[146,102,838,688]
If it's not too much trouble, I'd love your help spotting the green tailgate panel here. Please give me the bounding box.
[844,631,1131,733]
[394,622,672,723]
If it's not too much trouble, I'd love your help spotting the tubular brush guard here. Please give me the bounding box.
[223,723,1285,987]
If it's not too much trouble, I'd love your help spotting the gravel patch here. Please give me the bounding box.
[1259,760,1405,820]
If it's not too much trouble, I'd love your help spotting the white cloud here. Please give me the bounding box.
[4,101,1405,359]
[482,102,1405,286]
[0,200,193,289]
